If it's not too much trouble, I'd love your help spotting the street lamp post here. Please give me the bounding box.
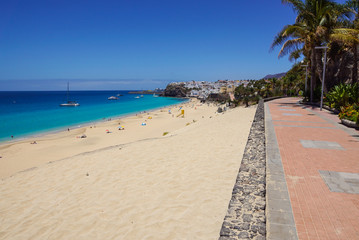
[315,46,329,111]
[301,61,308,93]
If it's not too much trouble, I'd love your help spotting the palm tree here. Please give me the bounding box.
[235,84,252,107]
[342,0,359,83]
[330,27,359,84]
[272,0,343,101]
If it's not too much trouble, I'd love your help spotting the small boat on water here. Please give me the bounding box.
[108,96,119,100]
[135,96,140,99]
[140,95,144,98]
[117,94,123,97]
[153,93,159,97]
[60,101,79,107]
[60,82,79,107]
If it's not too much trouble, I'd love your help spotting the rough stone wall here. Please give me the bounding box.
[219,100,266,240]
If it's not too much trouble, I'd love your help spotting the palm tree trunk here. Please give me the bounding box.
[354,44,358,84]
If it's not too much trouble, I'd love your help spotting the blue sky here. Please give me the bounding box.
[0,0,347,90]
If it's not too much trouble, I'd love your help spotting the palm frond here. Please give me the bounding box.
[271,25,294,50]
[289,48,303,62]
[281,0,305,13]
[278,38,304,58]
[331,28,359,43]
[345,0,359,13]
[333,27,359,35]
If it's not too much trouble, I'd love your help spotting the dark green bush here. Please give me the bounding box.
[325,83,359,110]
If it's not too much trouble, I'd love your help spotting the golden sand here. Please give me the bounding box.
[0,100,256,239]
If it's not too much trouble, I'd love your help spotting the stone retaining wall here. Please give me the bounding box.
[219,100,266,240]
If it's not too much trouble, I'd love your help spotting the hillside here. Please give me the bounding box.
[263,72,286,79]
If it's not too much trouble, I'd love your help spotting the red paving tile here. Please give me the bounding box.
[268,98,359,240]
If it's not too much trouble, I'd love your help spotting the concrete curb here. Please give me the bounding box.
[264,102,298,240]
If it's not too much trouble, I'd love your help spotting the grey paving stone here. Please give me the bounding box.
[319,170,359,194]
[282,113,302,116]
[267,174,286,183]
[300,140,344,150]
[266,180,288,191]
[266,167,285,177]
[266,185,291,201]
[267,197,293,213]
[267,223,298,240]
[265,102,298,240]
[267,210,295,225]
[279,108,296,111]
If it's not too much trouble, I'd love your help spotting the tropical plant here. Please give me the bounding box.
[234,84,252,107]
[264,83,273,98]
[281,63,305,95]
[338,104,359,123]
[325,83,359,109]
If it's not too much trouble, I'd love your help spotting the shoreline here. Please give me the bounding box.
[0,98,209,179]
[0,100,257,239]
[0,98,190,146]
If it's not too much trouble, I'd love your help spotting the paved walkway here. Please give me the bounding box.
[265,97,359,240]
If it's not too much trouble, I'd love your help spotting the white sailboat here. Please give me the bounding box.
[60,82,79,107]
[108,96,118,100]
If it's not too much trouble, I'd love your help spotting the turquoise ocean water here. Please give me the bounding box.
[0,91,187,142]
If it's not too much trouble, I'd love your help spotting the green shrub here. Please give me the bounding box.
[325,83,359,109]
[338,104,359,124]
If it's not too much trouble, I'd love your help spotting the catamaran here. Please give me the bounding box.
[60,82,79,107]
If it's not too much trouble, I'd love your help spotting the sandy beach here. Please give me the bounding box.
[0,99,256,239]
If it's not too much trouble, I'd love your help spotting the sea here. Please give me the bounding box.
[0,91,187,142]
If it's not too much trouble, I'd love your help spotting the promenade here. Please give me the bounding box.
[265,97,359,240]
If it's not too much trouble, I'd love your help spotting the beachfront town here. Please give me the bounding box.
[166,80,252,99]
